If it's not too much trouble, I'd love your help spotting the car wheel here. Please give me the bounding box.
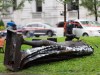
[35,35,40,37]
[26,32,31,37]
[47,31,53,37]
[26,31,34,37]
[83,33,89,37]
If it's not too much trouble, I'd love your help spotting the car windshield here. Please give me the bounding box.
[44,23,52,28]
[80,21,100,27]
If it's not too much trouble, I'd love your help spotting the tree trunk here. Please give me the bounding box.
[94,0,98,21]
[64,3,66,36]
[77,0,79,19]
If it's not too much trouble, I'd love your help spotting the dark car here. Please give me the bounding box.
[56,21,64,27]
[56,20,74,27]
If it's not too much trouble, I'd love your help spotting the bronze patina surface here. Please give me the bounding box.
[4,30,94,71]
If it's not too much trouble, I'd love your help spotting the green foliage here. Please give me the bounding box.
[0,20,5,30]
[81,0,94,11]
[81,0,100,17]
[56,0,71,4]
[16,0,25,10]
[0,19,4,26]
[0,0,13,15]
[0,26,5,30]
[0,0,44,14]
[0,0,26,14]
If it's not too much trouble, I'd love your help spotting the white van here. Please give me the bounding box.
[72,19,100,37]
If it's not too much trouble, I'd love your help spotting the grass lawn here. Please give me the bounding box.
[0,36,100,75]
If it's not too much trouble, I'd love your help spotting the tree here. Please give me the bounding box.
[0,0,12,15]
[0,0,27,15]
[81,0,100,21]
[0,19,5,30]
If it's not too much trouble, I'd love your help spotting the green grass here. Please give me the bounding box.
[0,36,100,75]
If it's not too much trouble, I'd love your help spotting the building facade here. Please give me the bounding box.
[1,0,100,26]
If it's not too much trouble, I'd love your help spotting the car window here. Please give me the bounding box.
[25,23,52,28]
[27,25,32,27]
[80,21,100,27]
[27,24,38,27]
[74,22,82,28]
[81,21,90,25]
[44,24,51,28]
[92,21,100,26]
[40,23,52,28]
[57,22,64,27]
[44,23,52,27]
[38,24,43,27]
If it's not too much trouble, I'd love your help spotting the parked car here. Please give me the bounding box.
[56,19,100,37]
[22,22,56,37]
[72,19,100,37]
[56,21,64,27]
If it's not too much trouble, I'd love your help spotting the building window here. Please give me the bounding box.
[36,0,42,12]
[13,0,17,10]
[67,0,79,11]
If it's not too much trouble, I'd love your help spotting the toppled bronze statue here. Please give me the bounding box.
[4,29,94,71]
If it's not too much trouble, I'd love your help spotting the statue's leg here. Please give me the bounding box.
[23,40,58,47]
